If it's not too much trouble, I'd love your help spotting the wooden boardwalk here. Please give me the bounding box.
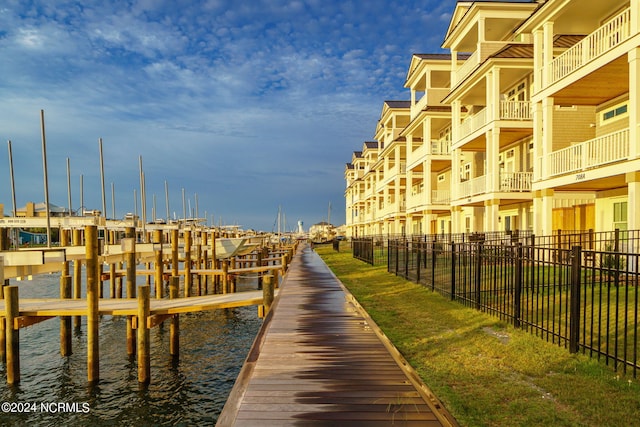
[217,244,457,427]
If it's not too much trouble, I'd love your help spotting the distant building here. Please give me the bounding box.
[309,221,335,242]
[16,202,69,218]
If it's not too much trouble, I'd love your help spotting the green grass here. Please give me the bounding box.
[317,245,640,427]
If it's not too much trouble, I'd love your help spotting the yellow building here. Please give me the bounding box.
[345,0,640,238]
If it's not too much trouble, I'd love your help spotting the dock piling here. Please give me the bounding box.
[86,225,99,383]
[137,285,150,384]
[5,285,19,384]
[170,276,179,358]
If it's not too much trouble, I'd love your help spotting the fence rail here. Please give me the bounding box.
[383,229,640,377]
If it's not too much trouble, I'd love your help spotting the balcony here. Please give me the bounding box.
[459,108,489,141]
[458,175,487,199]
[500,172,533,192]
[544,128,629,177]
[547,8,631,87]
[453,42,508,86]
[458,101,533,142]
[455,171,533,200]
[431,189,450,205]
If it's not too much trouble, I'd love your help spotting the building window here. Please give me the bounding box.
[613,201,627,231]
[438,174,445,183]
[601,103,628,123]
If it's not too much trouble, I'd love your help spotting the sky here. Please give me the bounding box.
[0,0,457,232]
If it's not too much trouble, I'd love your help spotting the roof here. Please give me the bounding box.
[17,202,67,213]
[490,43,534,59]
[383,100,411,109]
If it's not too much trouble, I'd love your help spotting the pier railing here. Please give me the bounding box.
[385,229,640,377]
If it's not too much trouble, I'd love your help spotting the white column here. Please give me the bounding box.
[487,128,500,193]
[485,200,500,232]
[628,48,640,159]
[627,172,640,233]
[542,21,554,88]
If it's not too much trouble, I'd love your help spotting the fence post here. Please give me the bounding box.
[450,241,456,301]
[569,245,582,354]
[514,243,523,328]
[475,241,483,310]
[431,241,436,291]
[404,239,409,279]
[416,242,421,284]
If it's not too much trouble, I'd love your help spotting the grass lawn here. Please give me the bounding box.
[316,245,640,427]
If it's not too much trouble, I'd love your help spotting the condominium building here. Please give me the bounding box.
[345,0,640,238]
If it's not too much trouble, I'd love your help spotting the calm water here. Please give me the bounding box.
[0,271,262,426]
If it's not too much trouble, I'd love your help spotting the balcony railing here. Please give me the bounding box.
[500,100,532,120]
[548,8,631,86]
[500,172,533,192]
[546,128,629,177]
[459,108,489,140]
[431,189,450,205]
[431,139,451,155]
[458,175,487,199]
[455,50,479,86]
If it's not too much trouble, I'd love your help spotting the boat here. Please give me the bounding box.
[215,237,260,259]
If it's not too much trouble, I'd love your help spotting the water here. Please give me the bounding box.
[0,271,262,426]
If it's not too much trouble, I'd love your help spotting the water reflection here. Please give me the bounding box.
[0,274,261,425]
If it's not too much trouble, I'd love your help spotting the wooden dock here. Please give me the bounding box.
[217,244,457,426]
[0,290,269,318]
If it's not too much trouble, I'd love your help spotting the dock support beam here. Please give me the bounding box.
[170,276,179,359]
[137,285,150,384]
[263,274,274,314]
[60,228,71,356]
[125,227,136,356]
[5,286,19,384]
[73,228,82,329]
[184,229,192,297]
[86,225,99,383]
[153,229,163,299]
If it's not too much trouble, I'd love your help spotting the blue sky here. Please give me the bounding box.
[0,0,455,232]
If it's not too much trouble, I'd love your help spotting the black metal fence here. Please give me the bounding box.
[384,230,640,377]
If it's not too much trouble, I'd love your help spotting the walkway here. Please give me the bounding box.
[217,244,456,426]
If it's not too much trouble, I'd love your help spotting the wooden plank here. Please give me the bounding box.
[0,290,272,317]
[216,244,456,427]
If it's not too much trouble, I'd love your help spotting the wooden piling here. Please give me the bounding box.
[109,262,117,298]
[263,274,274,314]
[170,276,179,358]
[137,285,150,384]
[72,228,82,328]
[125,226,136,356]
[171,229,179,277]
[60,275,72,356]
[153,229,163,299]
[222,260,229,294]
[86,225,99,383]
[184,229,192,297]
[0,256,4,361]
[5,286,19,384]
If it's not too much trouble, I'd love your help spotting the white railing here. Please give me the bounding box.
[454,50,479,86]
[459,108,488,140]
[547,128,629,177]
[458,175,486,199]
[500,101,532,120]
[431,189,450,204]
[431,139,451,155]
[499,172,533,192]
[548,8,631,86]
